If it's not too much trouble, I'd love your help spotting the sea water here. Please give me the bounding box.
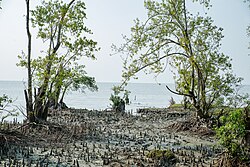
[0,81,181,110]
[0,81,250,121]
[64,82,182,111]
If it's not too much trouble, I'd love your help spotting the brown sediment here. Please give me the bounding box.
[0,108,223,166]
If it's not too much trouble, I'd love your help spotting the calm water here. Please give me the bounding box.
[0,81,181,111]
[64,82,182,111]
[0,81,250,120]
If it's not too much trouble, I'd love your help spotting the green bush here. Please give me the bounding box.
[216,108,249,160]
[109,86,130,112]
[147,149,177,166]
[168,103,183,109]
[147,149,176,160]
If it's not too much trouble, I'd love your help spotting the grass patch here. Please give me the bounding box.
[168,103,183,109]
[147,149,177,161]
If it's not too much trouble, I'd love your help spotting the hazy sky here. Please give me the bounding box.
[0,0,249,83]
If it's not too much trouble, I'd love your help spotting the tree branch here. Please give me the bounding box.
[165,85,193,97]
[136,52,189,73]
[53,0,76,54]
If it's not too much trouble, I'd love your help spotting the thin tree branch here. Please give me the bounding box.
[52,0,75,54]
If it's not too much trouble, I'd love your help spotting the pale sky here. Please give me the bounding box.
[0,0,249,84]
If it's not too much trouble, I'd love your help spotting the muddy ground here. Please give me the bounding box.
[0,108,224,166]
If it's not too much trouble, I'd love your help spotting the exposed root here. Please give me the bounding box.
[167,117,215,136]
[214,152,250,167]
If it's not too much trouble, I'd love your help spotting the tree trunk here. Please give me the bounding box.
[59,84,69,104]
[48,84,62,109]
[25,0,33,122]
[57,85,68,109]
[24,0,76,122]
[24,90,35,122]
[33,87,49,122]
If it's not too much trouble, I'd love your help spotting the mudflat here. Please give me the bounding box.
[0,108,222,166]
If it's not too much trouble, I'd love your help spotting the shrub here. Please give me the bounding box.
[216,108,249,160]
[109,86,130,112]
[147,149,177,166]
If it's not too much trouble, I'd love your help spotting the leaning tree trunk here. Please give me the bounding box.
[48,64,64,109]
[58,85,69,109]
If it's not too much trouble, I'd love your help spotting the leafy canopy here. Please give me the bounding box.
[113,0,242,118]
[18,0,99,107]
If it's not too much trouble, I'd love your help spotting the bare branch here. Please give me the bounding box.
[165,85,193,97]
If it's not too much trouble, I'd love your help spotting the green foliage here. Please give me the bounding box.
[18,0,99,112]
[113,0,242,119]
[30,0,98,59]
[0,95,12,107]
[70,68,98,93]
[216,108,249,159]
[109,86,130,112]
[147,149,176,159]
[0,95,18,123]
[168,103,183,109]
[58,65,98,93]
[147,149,177,166]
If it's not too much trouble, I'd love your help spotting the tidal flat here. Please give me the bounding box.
[0,108,223,166]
